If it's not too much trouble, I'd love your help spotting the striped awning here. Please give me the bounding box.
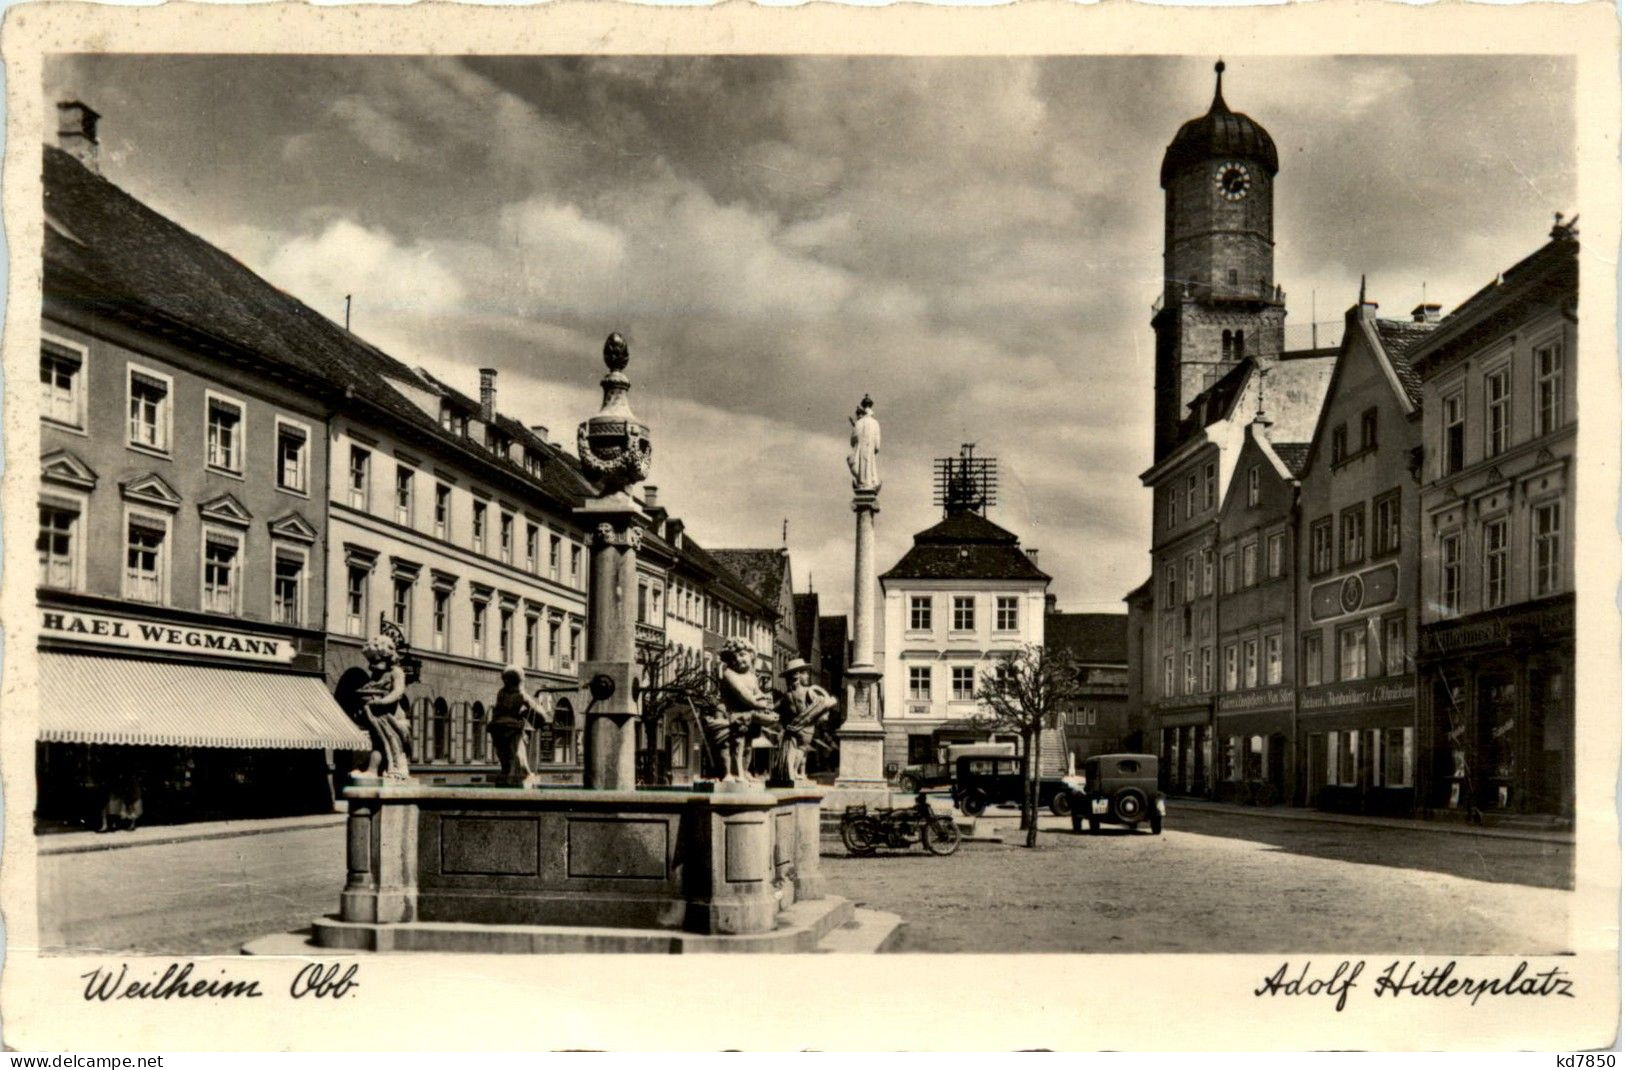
[38,653,368,750]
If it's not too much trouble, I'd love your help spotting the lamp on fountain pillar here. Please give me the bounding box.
[573,332,652,791]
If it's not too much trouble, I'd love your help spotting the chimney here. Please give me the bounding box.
[529,423,549,442]
[643,485,659,511]
[57,101,101,174]
[1411,303,1442,324]
[1025,548,1040,564]
[479,368,496,423]
[1045,592,1058,615]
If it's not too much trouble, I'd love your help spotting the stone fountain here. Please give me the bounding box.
[248,335,898,954]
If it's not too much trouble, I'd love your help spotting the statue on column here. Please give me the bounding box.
[349,631,414,780]
[488,666,553,786]
[708,639,780,781]
[775,658,837,784]
[847,394,881,493]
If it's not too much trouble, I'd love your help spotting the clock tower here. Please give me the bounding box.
[1152,61,1286,460]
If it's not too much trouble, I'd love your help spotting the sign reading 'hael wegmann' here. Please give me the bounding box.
[40,609,295,664]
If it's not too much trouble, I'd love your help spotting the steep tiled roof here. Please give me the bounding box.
[43,146,592,512]
[1044,612,1128,664]
[1372,318,1438,405]
[1271,441,1312,478]
[665,528,775,615]
[1124,576,1154,604]
[710,549,790,608]
[1171,352,1334,451]
[881,510,1050,583]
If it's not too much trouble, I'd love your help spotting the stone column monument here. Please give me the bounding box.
[574,332,651,790]
[835,395,888,795]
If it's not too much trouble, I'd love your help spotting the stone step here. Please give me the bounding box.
[816,908,904,953]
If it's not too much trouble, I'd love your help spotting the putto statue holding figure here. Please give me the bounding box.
[775,659,838,785]
[488,666,553,787]
[706,639,780,781]
[847,394,881,493]
[348,626,415,780]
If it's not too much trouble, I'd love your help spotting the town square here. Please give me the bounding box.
[12,35,1608,1047]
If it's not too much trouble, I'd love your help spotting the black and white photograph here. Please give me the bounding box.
[2,2,1618,1053]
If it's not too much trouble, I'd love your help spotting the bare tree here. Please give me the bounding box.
[972,644,1083,848]
[635,641,726,782]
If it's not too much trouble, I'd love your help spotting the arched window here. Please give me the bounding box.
[469,700,486,763]
[431,699,451,763]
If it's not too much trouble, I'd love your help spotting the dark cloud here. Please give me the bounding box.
[45,54,1575,616]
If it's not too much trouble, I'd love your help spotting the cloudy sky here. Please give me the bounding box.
[46,55,1575,617]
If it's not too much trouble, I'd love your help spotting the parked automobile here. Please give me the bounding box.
[951,753,1084,817]
[1067,753,1165,834]
[897,742,1014,794]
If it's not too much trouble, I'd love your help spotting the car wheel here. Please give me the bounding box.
[897,774,918,794]
[1113,787,1149,824]
[1049,792,1072,817]
[960,792,987,817]
[1149,812,1163,835]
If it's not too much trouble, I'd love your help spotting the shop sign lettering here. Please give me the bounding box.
[40,608,295,664]
[1217,687,1294,714]
[1300,679,1416,713]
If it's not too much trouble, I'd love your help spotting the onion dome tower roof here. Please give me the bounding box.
[1160,60,1279,188]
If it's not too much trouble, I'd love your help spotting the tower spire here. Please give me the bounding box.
[1212,59,1227,109]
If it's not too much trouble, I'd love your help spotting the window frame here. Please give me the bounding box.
[1534,339,1565,437]
[908,665,932,701]
[274,416,312,497]
[271,543,308,627]
[950,665,976,701]
[40,333,89,432]
[1266,531,1286,579]
[908,595,933,632]
[1485,364,1511,458]
[126,363,175,456]
[198,524,245,616]
[1242,637,1259,689]
[1371,489,1402,558]
[1330,423,1348,465]
[344,562,371,637]
[1358,407,1378,452]
[1382,612,1406,677]
[1309,516,1334,577]
[1246,465,1260,507]
[951,595,976,633]
[995,595,1019,633]
[1264,631,1283,685]
[203,390,247,476]
[1532,500,1563,598]
[347,445,371,511]
[1203,462,1217,510]
[1339,504,1366,567]
[472,500,488,555]
[1337,622,1368,682]
[1439,531,1462,617]
[1302,631,1323,687]
[1483,516,1509,609]
[122,507,172,606]
[1442,389,1465,475]
[1240,537,1258,588]
[38,491,88,592]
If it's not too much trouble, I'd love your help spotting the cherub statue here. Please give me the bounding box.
[353,633,413,780]
[708,639,780,781]
[774,659,837,785]
[488,666,553,786]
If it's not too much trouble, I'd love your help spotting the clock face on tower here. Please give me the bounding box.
[1215,161,1252,201]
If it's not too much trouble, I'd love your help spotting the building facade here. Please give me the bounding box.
[36,132,363,829]
[1212,423,1307,803]
[878,508,1050,772]
[1410,225,1577,819]
[1293,301,1436,814]
[322,364,594,786]
[1045,612,1131,768]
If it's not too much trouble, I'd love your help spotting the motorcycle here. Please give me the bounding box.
[840,794,962,857]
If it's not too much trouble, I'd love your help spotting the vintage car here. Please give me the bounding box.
[1067,753,1165,834]
[951,753,1085,817]
[897,742,1015,794]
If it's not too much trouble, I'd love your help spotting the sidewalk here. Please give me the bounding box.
[1170,798,1574,845]
[35,811,346,856]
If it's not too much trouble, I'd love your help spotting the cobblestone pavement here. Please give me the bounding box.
[33,806,1572,955]
[822,806,1573,953]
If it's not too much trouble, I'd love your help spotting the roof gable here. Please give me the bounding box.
[1300,307,1432,474]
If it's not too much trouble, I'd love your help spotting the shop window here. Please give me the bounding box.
[1535,341,1565,436]
[1533,502,1563,597]
[1376,727,1414,788]
[1223,736,1242,781]
[38,501,80,590]
[1302,631,1323,687]
[1335,730,1359,787]
[205,394,244,473]
[127,367,172,452]
[41,339,85,428]
[1245,736,1265,781]
[1483,519,1509,609]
